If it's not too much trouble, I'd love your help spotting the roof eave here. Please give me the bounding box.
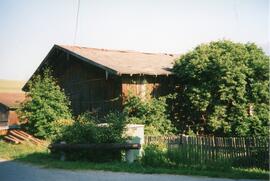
[55,45,118,75]
[0,103,9,109]
[121,72,174,76]
[22,44,58,91]
[22,44,120,92]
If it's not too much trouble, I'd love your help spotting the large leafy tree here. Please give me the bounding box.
[172,40,269,136]
[18,68,72,138]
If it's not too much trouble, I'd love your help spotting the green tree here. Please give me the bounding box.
[172,40,269,136]
[18,68,72,138]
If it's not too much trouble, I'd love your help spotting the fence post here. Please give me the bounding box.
[60,141,66,161]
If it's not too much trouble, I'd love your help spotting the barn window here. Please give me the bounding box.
[0,109,8,125]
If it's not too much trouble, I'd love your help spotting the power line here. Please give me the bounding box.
[73,0,80,45]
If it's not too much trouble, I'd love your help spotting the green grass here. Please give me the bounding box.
[0,79,26,92]
[0,141,268,180]
[0,140,46,159]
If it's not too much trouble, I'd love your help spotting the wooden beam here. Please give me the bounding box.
[66,53,70,61]
[105,70,108,80]
[4,136,20,144]
[49,143,141,151]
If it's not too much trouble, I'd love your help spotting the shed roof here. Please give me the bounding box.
[0,93,25,108]
[56,45,178,76]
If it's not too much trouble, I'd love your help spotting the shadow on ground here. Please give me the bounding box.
[1,151,268,181]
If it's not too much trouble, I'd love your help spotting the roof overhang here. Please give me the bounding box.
[0,103,9,110]
[22,45,120,91]
[22,45,176,91]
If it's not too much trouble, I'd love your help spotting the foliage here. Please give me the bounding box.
[123,95,175,136]
[53,111,127,161]
[17,68,72,139]
[232,148,269,170]
[141,143,232,170]
[56,112,98,144]
[49,119,75,142]
[145,135,269,170]
[172,40,269,136]
[169,146,232,170]
[141,143,168,167]
[55,111,127,144]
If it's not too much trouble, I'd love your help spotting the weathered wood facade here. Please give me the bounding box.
[23,45,177,116]
[0,104,9,127]
[0,93,24,132]
[0,109,21,127]
[121,75,175,98]
[50,53,121,115]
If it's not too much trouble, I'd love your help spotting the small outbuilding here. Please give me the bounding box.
[23,45,178,116]
[0,93,25,132]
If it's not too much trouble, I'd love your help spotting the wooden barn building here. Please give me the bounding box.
[23,45,178,116]
[0,93,25,133]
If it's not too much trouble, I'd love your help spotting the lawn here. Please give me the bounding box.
[0,141,268,180]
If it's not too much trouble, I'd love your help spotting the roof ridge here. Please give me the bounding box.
[57,44,178,56]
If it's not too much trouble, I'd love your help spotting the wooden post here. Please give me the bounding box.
[60,141,66,161]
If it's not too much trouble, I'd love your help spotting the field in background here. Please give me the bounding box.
[0,79,26,92]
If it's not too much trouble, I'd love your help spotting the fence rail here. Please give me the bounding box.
[145,135,269,170]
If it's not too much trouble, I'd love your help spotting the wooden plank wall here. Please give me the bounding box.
[46,49,175,116]
[0,105,8,123]
[121,75,174,100]
[50,51,121,116]
[8,110,20,126]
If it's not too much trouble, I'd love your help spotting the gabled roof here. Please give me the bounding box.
[0,93,25,108]
[23,45,179,91]
[56,45,178,76]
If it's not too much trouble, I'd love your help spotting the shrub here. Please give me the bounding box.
[49,119,74,142]
[166,145,231,170]
[54,113,97,144]
[232,148,269,170]
[53,111,127,162]
[141,143,168,167]
[98,111,127,143]
[17,68,72,139]
[141,143,232,170]
[123,95,175,136]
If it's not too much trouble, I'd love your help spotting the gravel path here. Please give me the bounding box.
[0,159,263,181]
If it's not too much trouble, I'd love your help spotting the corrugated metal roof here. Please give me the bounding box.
[0,93,25,108]
[57,45,178,75]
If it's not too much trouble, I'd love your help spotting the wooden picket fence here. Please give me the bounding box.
[145,135,269,170]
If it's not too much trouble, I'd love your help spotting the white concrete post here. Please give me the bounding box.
[125,124,144,163]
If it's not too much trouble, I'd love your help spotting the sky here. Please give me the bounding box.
[0,0,269,80]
